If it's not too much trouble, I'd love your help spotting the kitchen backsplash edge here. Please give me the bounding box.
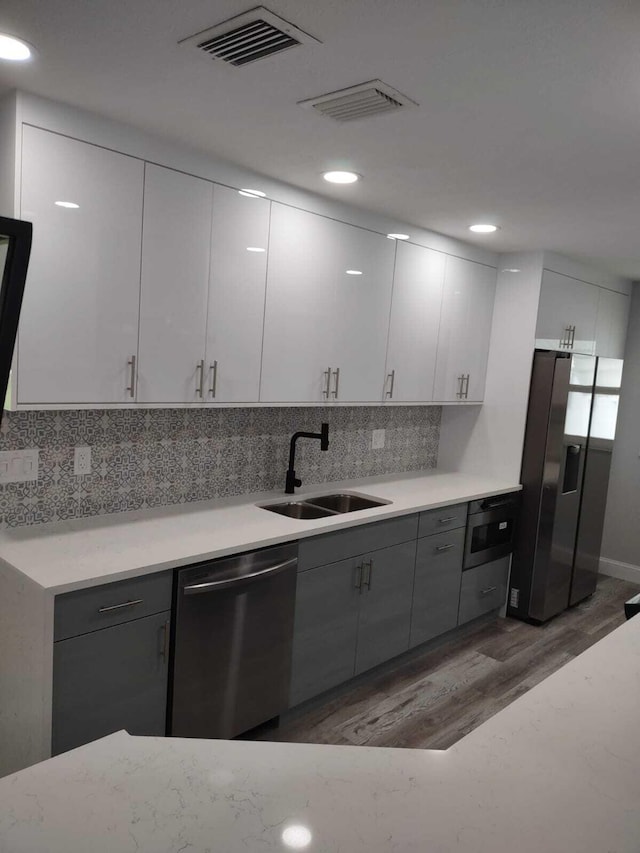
[0,406,441,528]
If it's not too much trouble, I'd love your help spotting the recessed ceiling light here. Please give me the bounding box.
[387,233,410,241]
[0,33,32,62]
[246,246,266,252]
[346,269,363,275]
[238,188,266,198]
[323,170,360,184]
[469,224,499,233]
[281,826,312,849]
[501,268,521,273]
[54,201,79,209]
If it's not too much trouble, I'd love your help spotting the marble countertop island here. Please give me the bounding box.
[1,610,638,852]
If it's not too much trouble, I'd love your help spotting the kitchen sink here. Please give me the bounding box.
[261,501,338,519]
[305,493,389,513]
[259,492,390,519]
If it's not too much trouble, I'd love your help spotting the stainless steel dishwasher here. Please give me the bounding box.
[170,542,298,740]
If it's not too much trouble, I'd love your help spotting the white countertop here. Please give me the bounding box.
[0,470,520,593]
[1,609,638,852]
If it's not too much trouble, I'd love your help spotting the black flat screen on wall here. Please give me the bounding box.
[0,217,32,424]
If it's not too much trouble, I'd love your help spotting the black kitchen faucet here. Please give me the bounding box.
[285,422,329,494]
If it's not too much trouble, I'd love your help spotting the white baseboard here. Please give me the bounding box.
[599,557,640,584]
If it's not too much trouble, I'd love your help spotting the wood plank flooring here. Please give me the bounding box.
[258,575,638,750]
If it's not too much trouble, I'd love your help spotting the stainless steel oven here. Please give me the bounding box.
[463,492,521,570]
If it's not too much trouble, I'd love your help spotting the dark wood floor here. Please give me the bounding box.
[259,575,638,751]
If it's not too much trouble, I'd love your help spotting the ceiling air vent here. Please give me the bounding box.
[298,80,418,123]
[180,6,320,67]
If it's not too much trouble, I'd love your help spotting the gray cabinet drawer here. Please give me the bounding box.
[410,527,465,647]
[54,570,173,641]
[458,556,510,625]
[298,514,418,572]
[418,502,468,538]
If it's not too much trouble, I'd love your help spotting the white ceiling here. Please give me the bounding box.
[1,0,640,277]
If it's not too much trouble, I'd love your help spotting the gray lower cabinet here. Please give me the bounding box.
[458,556,510,625]
[52,570,172,756]
[410,527,465,647]
[289,556,361,707]
[355,540,417,674]
[290,540,417,706]
[52,610,170,755]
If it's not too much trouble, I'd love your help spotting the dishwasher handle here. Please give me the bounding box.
[183,557,297,595]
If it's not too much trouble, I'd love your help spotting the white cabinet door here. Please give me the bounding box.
[536,270,599,355]
[433,256,496,402]
[137,165,213,404]
[331,226,395,403]
[205,185,270,403]
[259,205,341,403]
[595,288,629,359]
[18,126,143,404]
[384,242,446,402]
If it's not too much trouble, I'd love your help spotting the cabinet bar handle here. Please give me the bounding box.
[463,374,470,399]
[209,361,218,398]
[436,543,455,552]
[456,375,465,398]
[438,516,457,524]
[126,355,136,398]
[568,325,576,348]
[196,359,205,398]
[98,598,143,614]
[362,558,373,591]
[160,620,170,662]
[332,367,340,399]
[323,366,332,399]
[385,369,395,399]
[480,586,497,596]
[355,562,363,591]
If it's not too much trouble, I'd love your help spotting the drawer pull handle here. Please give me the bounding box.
[355,562,363,591]
[438,516,457,524]
[480,586,497,596]
[362,559,373,591]
[436,544,455,552]
[98,598,143,613]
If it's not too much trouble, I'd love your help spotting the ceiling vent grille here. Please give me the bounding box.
[180,7,320,66]
[298,80,418,122]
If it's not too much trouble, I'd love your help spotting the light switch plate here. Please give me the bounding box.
[0,449,39,483]
[372,429,385,450]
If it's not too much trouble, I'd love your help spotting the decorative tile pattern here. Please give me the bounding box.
[0,406,441,527]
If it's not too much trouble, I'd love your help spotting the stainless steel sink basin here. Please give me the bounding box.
[306,493,389,513]
[260,501,338,519]
[259,492,390,519]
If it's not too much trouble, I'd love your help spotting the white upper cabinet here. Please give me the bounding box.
[384,242,446,402]
[433,256,496,402]
[205,186,270,403]
[136,165,213,404]
[18,126,144,404]
[594,288,629,359]
[536,270,599,355]
[260,204,395,403]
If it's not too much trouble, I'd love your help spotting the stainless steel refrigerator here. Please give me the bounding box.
[508,349,623,623]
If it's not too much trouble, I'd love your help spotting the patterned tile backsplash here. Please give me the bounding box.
[0,406,441,527]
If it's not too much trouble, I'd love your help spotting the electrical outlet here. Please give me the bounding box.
[0,449,39,483]
[372,429,385,450]
[74,446,92,476]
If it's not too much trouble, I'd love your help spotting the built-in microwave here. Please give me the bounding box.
[463,492,521,570]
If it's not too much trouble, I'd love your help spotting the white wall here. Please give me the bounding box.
[437,252,544,481]
[600,282,640,582]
